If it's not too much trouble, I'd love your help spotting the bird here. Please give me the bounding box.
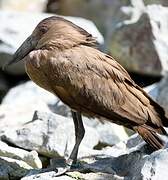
[4,16,168,175]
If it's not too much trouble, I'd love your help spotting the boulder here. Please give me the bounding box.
[118,3,168,75]
[110,12,161,75]
[2,81,70,117]
[1,111,100,158]
[0,10,104,75]
[0,141,42,168]
[0,156,32,180]
[0,0,47,12]
[22,170,122,180]
[46,140,168,180]
[144,0,168,6]
[144,76,168,117]
[22,170,74,180]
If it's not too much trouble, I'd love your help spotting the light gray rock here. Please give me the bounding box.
[144,83,159,101]
[2,81,71,117]
[0,10,104,75]
[1,111,100,158]
[141,149,168,180]
[0,141,42,168]
[0,156,32,180]
[110,11,161,75]
[95,121,128,146]
[21,147,168,180]
[67,172,123,180]
[0,0,47,12]
[144,76,168,117]
[120,3,168,75]
[0,102,50,130]
[21,170,73,180]
[71,139,168,179]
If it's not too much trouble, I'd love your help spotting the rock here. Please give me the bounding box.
[2,81,71,117]
[110,12,161,75]
[0,141,42,168]
[0,10,104,75]
[21,170,73,180]
[156,76,168,117]
[0,102,50,130]
[67,172,123,180]
[1,111,100,158]
[144,0,168,6]
[144,82,159,101]
[119,3,168,75]
[66,137,168,180]
[95,121,128,146]
[0,0,47,12]
[141,149,168,179]
[25,147,168,180]
[0,156,32,180]
[144,76,168,117]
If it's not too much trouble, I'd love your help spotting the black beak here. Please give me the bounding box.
[3,36,37,70]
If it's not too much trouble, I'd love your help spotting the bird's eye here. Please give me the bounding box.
[40,27,48,34]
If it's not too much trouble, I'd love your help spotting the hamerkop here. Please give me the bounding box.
[4,16,168,174]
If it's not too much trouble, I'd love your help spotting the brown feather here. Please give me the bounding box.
[24,16,168,150]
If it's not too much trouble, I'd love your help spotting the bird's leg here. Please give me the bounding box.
[54,110,85,176]
[67,111,85,166]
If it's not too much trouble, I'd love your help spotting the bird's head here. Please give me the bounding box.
[3,16,97,69]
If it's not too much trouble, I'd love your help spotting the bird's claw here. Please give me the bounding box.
[54,166,70,177]
[53,159,81,177]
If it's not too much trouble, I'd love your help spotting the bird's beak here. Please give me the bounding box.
[3,35,37,70]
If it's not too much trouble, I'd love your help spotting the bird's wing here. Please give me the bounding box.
[46,46,165,128]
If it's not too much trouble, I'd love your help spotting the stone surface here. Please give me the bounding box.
[48,143,168,180]
[68,172,123,180]
[24,170,122,180]
[144,76,168,117]
[0,10,103,75]
[141,149,168,180]
[0,102,50,130]
[0,141,42,168]
[144,0,168,6]
[0,156,32,180]
[2,81,70,117]
[1,111,100,158]
[110,10,161,75]
[22,170,73,180]
[120,3,168,75]
[0,0,47,12]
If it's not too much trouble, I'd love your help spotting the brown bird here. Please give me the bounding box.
[4,16,168,174]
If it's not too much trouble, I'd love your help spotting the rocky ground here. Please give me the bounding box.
[0,81,168,180]
[1,0,168,180]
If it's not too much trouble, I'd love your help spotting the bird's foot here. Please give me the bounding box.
[54,166,70,176]
[53,159,81,177]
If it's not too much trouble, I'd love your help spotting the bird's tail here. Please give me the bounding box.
[135,125,167,150]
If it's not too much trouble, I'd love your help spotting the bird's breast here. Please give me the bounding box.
[25,51,53,93]
[24,50,77,107]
